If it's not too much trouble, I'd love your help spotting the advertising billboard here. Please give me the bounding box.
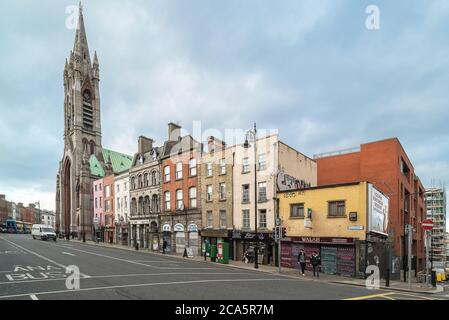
[368,184,389,236]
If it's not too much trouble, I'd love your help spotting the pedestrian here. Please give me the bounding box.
[311,251,321,278]
[297,249,306,276]
[162,240,167,254]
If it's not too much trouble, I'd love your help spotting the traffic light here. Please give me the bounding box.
[281,227,287,239]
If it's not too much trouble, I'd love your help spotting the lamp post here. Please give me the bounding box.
[244,123,259,269]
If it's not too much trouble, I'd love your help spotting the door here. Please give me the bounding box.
[175,232,185,254]
[337,246,356,277]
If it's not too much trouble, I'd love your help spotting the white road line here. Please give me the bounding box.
[0,237,28,254]
[30,295,39,300]
[0,237,90,279]
[0,271,256,285]
[52,244,216,270]
[0,278,292,300]
[62,252,76,257]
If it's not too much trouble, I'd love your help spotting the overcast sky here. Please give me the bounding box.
[0,0,448,217]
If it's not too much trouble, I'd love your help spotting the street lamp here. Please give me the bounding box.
[244,123,259,269]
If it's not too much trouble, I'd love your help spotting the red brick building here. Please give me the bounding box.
[160,123,203,255]
[315,138,426,278]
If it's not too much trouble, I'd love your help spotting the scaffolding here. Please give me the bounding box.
[424,184,447,268]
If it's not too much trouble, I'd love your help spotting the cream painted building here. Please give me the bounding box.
[232,134,317,265]
[114,171,130,245]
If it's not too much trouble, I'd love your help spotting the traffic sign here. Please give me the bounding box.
[422,219,434,230]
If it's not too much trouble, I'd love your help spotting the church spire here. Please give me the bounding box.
[73,1,90,64]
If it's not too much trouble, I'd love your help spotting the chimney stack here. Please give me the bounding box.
[208,136,226,153]
[0,194,5,200]
[168,122,181,142]
[138,136,154,154]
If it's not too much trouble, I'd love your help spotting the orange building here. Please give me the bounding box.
[315,138,426,279]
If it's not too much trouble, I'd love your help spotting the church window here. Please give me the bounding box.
[82,90,94,130]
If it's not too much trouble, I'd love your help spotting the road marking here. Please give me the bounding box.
[62,252,76,257]
[0,271,256,285]
[0,237,28,254]
[52,244,216,270]
[344,292,396,300]
[0,237,90,279]
[0,278,292,300]
[30,295,39,300]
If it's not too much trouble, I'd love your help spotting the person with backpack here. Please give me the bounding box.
[311,251,321,278]
[297,249,306,276]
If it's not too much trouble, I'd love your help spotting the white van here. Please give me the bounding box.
[32,224,57,241]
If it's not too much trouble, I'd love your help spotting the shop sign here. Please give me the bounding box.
[288,236,354,245]
[162,224,171,232]
[130,220,150,225]
[174,224,185,232]
[232,230,268,241]
[187,224,198,232]
[348,226,364,231]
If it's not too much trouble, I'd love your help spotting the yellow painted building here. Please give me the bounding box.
[278,181,389,277]
[279,182,369,240]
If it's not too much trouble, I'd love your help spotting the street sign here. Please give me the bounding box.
[422,219,434,230]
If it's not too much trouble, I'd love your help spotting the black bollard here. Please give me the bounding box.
[385,269,390,287]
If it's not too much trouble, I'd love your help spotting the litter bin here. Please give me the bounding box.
[210,244,217,262]
[217,242,229,264]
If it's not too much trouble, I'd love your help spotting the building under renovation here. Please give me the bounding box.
[425,187,447,268]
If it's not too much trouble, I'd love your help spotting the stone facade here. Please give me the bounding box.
[129,136,162,251]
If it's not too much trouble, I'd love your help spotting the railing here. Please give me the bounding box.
[313,146,361,159]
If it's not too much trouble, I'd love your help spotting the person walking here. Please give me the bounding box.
[311,251,321,278]
[297,249,306,276]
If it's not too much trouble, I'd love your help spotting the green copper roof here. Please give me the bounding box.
[89,148,133,178]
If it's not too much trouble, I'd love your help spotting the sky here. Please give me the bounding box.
[0,0,448,219]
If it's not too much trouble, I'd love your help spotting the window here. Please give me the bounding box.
[105,185,111,198]
[189,159,197,176]
[258,154,266,171]
[328,201,346,217]
[258,182,267,201]
[82,90,93,130]
[242,184,250,203]
[131,177,136,190]
[259,209,267,228]
[105,200,111,213]
[138,175,143,188]
[164,192,171,210]
[219,183,226,200]
[99,184,102,190]
[242,157,250,173]
[290,203,304,218]
[164,166,170,182]
[206,185,213,202]
[176,162,183,180]
[95,185,97,192]
[176,189,183,210]
[151,171,157,185]
[219,158,226,175]
[95,198,98,209]
[124,182,127,191]
[144,173,149,187]
[206,162,213,177]
[117,197,120,210]
[207,211,213,228]
[116,184,120,193]
[242,210,250,229]
[189,187,197,208]
[220,210,227,228]
[100,197,102,208]
[124,196,128,209]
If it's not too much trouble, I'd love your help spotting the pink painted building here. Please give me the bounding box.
[93,178,104,236]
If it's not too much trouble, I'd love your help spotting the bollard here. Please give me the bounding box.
[135,242,139,251]
[431,271,437,287]
[385,269,390,287]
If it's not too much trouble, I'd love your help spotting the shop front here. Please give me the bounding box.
[232,230,275,265]
[201,229,233,260]
[281,236,357,277]
[115,222,129,246]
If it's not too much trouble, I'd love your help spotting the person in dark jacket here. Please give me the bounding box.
[311,251,321,277]
[297,249,306,276]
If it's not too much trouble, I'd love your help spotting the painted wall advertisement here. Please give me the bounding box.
[368,184,389,236]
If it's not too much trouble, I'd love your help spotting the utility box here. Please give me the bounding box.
[217,242,229,264]
[210,244,217,262]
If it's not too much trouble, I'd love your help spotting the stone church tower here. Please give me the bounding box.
[56,4,103,239]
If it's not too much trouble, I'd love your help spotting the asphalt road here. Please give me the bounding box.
[0,234,446,301]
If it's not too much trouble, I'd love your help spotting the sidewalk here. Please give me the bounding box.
[64,238,444,295]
